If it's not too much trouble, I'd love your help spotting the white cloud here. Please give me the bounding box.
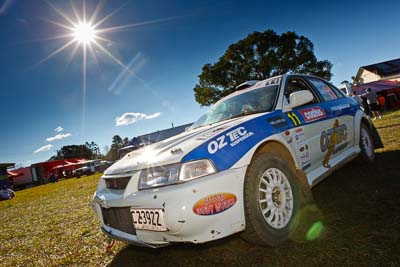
[46,133,72,142]
[34,144,53,154]
[115,112,161,126]
[54,126,64,132]
[144,112,161,120]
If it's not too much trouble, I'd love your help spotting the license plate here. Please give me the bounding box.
[130,208,168,232]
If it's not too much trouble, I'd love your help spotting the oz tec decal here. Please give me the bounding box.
[182,113,287,171]
[207,126,254,154]
[321,119,348,168]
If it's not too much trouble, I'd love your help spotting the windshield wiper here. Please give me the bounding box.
[187,125,205,131]
[224,110,266,121]
[188,110,266,131]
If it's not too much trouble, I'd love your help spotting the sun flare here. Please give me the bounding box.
[37,0,178,136]
[72,22,96,44]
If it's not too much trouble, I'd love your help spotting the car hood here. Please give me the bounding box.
[105,113,267,175]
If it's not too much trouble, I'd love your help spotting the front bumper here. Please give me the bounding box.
[101,227,168,248]
[92,165,247,246]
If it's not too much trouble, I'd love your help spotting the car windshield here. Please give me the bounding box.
[189,85,278,130]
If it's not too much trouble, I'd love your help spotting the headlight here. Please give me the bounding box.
[139,163,180,190]
[138,159,217,190]
[179,159,216,182]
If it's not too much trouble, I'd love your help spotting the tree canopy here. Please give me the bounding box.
[85,141,101,158]
[50,144,94,160]
[194,30,333,106]
[104,135,126,161]
[112,135,123,149]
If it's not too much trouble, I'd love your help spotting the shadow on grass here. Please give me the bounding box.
[108,150,400,267]
[375,123,400,129]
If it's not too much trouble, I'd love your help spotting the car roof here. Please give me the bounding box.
[217,74,284,103]
[216,73,326,104]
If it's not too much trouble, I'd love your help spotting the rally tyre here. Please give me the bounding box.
[359,122,375,162]
[242,153,301,246]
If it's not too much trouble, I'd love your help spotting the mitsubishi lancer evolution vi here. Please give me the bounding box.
[92,74,382,248]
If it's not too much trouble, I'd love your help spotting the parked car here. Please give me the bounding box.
[92,74,382,248]
[73,160,106,178]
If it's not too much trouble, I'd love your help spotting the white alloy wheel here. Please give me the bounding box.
[258,168,294,229]
[360,126,374,160]
[242,153,303,246]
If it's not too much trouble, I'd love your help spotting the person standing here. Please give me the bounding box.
[49,172,56,183]
[378,95,386,112]
[0,169,11,189]
[349,92,364,108]
[363,88,382,119]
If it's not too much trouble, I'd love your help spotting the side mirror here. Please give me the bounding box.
[289,90,314,108]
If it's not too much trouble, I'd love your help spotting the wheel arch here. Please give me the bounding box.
[242,137,312,199]
[354,110,375,147]
[251,140,298,174]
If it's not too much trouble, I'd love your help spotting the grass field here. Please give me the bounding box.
[1,110,400,266]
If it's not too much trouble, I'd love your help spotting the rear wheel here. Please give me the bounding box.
[359,122,374,162]
[242,153,301,246]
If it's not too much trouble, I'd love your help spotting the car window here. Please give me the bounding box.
[189,85,278,130]
[307,77,340,102]
[284,78,319,105]
[329,83,346,98]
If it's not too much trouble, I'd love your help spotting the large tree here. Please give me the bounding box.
[50,145,94,160]
[105,135,126,161]
[85,141,101,158]
[194,30,333,106]
[111,135,123,150]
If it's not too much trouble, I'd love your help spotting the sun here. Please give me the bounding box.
[38,1,177,68]
[72,22,96,44]
[37,0,179,136]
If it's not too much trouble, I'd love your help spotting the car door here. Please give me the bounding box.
[306,77,356,164]
[282,76,336,174]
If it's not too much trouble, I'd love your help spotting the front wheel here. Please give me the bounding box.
[241,153,301,246]
[360,122,375,162]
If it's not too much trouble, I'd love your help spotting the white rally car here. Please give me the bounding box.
[92,74,382,248]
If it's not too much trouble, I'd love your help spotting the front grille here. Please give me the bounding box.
[102,207,136,235]
[105,177,131,190]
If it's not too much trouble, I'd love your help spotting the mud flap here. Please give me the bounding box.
[296,169,314,204]
[369,121,384,149]
[291,169,324,243]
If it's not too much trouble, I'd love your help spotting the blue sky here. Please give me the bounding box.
[0,0,399,166]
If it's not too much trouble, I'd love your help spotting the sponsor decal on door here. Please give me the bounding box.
[299,107,326,122]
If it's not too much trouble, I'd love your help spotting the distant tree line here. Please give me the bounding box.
[49,135,130,162]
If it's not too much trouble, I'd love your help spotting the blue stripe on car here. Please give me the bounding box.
[182,97,359,172]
